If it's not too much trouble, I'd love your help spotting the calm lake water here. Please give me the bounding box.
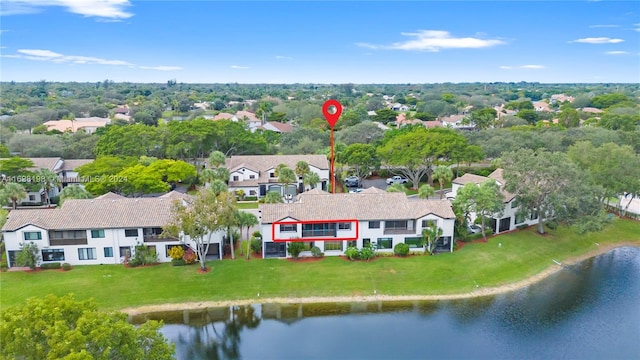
[132,247,640,360]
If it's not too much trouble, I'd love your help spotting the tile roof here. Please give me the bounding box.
[226,154,329,178]
[452,173,490,185]
[259,192,455,223]
[488,169,516,202]
[43,118,110,133]
[26,157,63,172]
[60,159,93,171]
[1,195,190,232]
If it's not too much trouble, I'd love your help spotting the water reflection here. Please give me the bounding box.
[134,247,640,360]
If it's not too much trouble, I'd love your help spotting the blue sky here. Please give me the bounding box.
[1,0,639,83]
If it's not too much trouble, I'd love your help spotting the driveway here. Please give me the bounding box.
[361,177,388,190]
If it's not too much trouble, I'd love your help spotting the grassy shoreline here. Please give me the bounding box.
[2,219,639,312]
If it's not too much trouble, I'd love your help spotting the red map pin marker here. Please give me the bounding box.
[322,99,343,129]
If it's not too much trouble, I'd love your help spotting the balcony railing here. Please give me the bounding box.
[302,230,336,238]
[383,228,416,235]
[143,235,178,243]
[50,238,88,246]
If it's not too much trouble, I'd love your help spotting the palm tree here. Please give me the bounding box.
[295,161,310,179]
[59,185,92,203]
[386,183,407,193]
[208,151,226,169]
[209,180,228,196]
[238,212,259,259]
[303,171,321,191]
[36,169,61,206]
[0,183,27,209]
[418,184,436,199]
[276,165,296,200]
[432,165,453,199]
[263,191,283,204]
[200,168,216,186]
[422,224,443,255]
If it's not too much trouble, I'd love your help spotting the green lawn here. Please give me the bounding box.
[1,219,639,311]
[236,202,259,209]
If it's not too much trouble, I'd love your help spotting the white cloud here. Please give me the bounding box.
[356,30,505,52]
[499,66,513,70]
[520,65,545,69]
[1,0,133,19]
[231,65,250,69]
[569,37,624,44]
[3,48,181,70]
[139,66,183,71]
[589,24,619,28]
[605,51,628,55]
[635,24,640,32]
[275,55,293,60]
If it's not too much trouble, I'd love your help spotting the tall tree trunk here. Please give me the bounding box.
[229,228,235,260]
[537,220,545,235]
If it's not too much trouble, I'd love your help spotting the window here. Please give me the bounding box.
[78,248,97,260]
[42,249,65,262]
[511,199,519,209]
[279,224,297,232]
[324,241,343,251]
[368,221,380,229]
[124,229,138,237]
[302,223,336,237]
[377,237,393,249]
[104,247,114,257]
[386,220,408,230]
[249,190,256,195]
[363,238,371,247]
[338,223,351,230]
[91,229,105,238]
[515,211,526,224]
[421,219,437,228]
[269,172,276,178]
[23,231,42,241]
[119,246,131,258]
[29,195,36,201]
[233,175,239,181]
[347,240,357,248]
[404,237,423,248]
[249,175,255,179]
[143,227,163,236]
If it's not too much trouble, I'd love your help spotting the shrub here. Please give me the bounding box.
[310,246,323,258]
[1,263,8,272]
[546,220,558,230]
[250,238,262,254]
[252,231,262,239]
[244,196,258,201]
[394,243,410,257]
[171,258,186,266]
[409,251,424,256]
[129,244,158,267]
[183,248,197,264]
[516,224,529,230]
[344,246,360,260]
[16,242,40,270]
[167,245,185,260]
[287,242,305,259]
[360,244,376,261]
[62,263,72,271]
[40,262,61,270]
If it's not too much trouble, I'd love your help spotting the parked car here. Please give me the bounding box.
[349,188,363,193]
[468,224,482,234]
[344,176,360,187]
[386,176,409,185]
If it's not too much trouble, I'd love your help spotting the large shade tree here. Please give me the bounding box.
[164,188,237,271]
[501,148,608,235]
[453,180,504,241]
[0,294,174,360]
